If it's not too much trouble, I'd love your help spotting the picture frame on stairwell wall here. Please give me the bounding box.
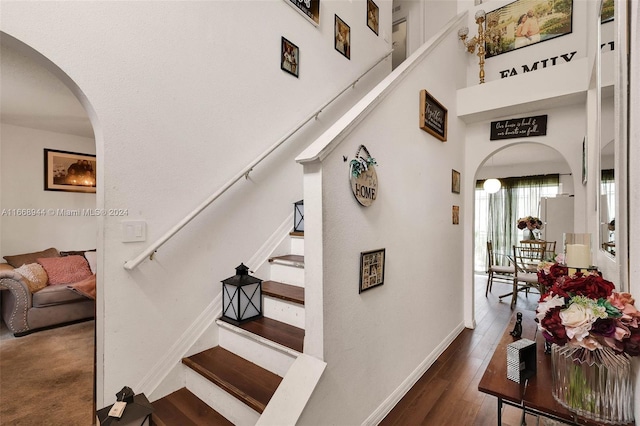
[281,37,299,78]
[283,0,320,26]
[484,0,574,59]
[452,169,461,194]
[419,89,447,142]
[367,0,379,35]
[359,248,385,293]
[334,15,351,60]
[452,205,460,225]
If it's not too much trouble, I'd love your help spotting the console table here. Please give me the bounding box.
[478,310,634,426]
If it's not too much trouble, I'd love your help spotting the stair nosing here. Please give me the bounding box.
[216,318,301,357]
[268,254,304,268]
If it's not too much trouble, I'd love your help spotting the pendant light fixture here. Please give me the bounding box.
[483,154,501,193]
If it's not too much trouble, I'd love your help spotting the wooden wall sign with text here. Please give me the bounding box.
[419,90,447,142]
[490,115,548,140]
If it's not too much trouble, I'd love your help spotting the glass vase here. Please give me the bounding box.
[551,344,635,424]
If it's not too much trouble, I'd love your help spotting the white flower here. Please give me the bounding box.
[560,303,596,341]
[536,294,565,323]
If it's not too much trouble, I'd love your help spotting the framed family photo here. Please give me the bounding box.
[334,15,351,59]
[485,0,573,59]
[44,149,96,193]
[284,0,320,26]
[281,37,299,77]
[359,248,385,293]
[367,0,379,35]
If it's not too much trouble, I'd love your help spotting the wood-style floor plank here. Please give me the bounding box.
[380,276,541,426]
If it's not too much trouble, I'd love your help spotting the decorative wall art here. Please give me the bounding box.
[44,149,96,193]
[490,115,548,140]
[419,90,447,141]
[452,205,460,225]
[284,0,320,26]
[485,0,573,59]
[281,37,299,78]
[367,0,379,35]
[359,248,385,293]
[349,145,378,207]
[452,170,461,194]
[335,15,351,59]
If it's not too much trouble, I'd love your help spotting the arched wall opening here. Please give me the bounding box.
[467,140,577,327]
[0,31,104,414]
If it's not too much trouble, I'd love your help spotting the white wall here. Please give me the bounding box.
[297,16,467,424]
[0,0,393,408]
[0,124,97,257]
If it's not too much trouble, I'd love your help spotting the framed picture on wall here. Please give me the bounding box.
[335,15,351,59]
[44,149,96,193]
[281,37,299,78]
[284,0,320,26]
[484,0,573,59]
[452,205,460,225]
[367,0,379,35]
[419,90,447,141]
[452,169,461,194]
[359,248,385,293]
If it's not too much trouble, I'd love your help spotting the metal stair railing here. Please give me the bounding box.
[124,50,392,270]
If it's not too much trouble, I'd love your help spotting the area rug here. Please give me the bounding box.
[0,321,94,425]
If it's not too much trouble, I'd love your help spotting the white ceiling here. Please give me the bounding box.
[1,40,94,139]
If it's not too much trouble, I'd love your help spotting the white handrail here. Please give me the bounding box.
[124,50,393,270]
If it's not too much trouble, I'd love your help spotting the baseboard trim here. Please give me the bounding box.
[361,321,466,426]
[135,293,222,396]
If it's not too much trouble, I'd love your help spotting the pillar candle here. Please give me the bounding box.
[566,244,590,268]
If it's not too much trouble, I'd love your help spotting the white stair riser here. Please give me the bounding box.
[269,264,304,287]
[185,367,259,426]
[264,297,305,329]
[290,237,304,256]
[218,326,296,377]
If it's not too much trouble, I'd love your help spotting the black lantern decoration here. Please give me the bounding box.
[221,263,263,325]
[293,200,304,233]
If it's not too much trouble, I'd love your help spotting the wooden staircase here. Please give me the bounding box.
[151,232,306,425]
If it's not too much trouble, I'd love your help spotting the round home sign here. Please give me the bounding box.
[349,145,378,207]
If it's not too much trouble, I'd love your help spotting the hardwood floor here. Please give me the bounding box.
[380,274,554,426]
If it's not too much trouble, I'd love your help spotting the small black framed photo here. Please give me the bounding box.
[281,37,299,78]
[367,0,379,35]
[452,169,460,194]
[359,248,385,293]
[334,15,351,59]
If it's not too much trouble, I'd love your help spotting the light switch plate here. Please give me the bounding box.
[122,220,146,242]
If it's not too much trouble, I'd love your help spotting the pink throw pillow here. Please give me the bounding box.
[37,255,92,286]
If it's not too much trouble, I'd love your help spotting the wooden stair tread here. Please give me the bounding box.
[262,280,304,305]
[289,231,304,237]
[237,316,304,352]
[268,254,304,266]
[182,346,282,413]
[151,387,232,426]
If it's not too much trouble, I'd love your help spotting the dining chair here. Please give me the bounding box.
[503,245,545,308]
[486,241,515,297]
[543,240,557,260]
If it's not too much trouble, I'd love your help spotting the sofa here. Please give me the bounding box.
[0,247,96,336]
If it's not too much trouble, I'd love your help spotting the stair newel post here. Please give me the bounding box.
[221,263,263,325]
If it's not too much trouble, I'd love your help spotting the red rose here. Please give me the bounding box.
[540,308,568,345]
[560,273,614,299]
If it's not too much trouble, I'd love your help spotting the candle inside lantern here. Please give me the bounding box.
[566,244,590,268]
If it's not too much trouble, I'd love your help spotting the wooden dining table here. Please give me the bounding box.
[477,309,635,426]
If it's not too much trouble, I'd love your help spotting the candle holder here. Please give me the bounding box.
[563,233,593,269]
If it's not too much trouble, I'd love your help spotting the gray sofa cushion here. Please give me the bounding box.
[32,285,86,307]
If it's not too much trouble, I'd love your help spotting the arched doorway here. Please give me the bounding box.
[472,142,573,316]
[0,32,102,423]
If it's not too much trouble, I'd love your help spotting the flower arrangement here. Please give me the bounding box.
[536,263,640,357]
[349,156,377,178]
[517,216,544,230]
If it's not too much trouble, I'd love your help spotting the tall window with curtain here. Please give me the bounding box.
[475,174,559,271]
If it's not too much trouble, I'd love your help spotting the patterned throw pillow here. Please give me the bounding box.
[13,263,49,293]
[37,255,92,286]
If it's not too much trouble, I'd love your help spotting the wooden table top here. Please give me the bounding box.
[478,309,635,426]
